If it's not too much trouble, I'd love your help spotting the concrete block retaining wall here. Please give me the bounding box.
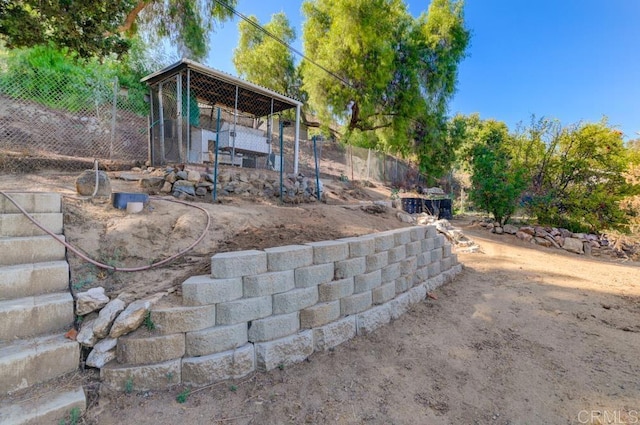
[101,225,462,391]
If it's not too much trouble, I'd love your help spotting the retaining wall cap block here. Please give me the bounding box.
[300,301,340,329]
[442,244,452,258]
[273,286,319,315]
[340,291,372,316]
[186,323,248,357]
[243,270,295,297]
[410,226,427,241]
[265,245,313,271]
[426,225,437,238]
[318,278,354,302]
[313,316,356,351]
[354,269,382,293]
[405,241,422,257]
[100,359,181,391]
[254,330,314,372]
[388,245,407,263]
[211,250,267,278]
[248,312,300,343]
[182,276,242,306]
[374,232,396,253]
[389,293,411,320]
[216,296,272,325]
[182,344,255,387]
[294,263,334,288]
[365,251,389,273]
[306,240,349,264]
[393,228,412,246]
[434,234,445,249]
[372,282,396,305]
[334,257,367,280]
[150,304,217,335]
[116,332,185,365]
[356,304,391,335]
[338,236,375,258]
[381,262,401,283]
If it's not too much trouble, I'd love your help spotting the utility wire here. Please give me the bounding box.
[213,0,354,89]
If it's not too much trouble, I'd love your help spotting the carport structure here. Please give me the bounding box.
[141,59,302,172]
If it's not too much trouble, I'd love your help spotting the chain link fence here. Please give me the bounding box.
[0,68,149,173]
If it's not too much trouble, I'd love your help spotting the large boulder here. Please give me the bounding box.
[76,169,111,197]
[563,237,584,254]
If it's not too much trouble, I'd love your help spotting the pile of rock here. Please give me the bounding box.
[479,222,620,257]
[73,287,164,368]
[133,165,324,203]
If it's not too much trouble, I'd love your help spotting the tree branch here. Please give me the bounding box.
[118,0,150,34]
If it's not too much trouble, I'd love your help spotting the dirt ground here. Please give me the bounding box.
[2,171,639,425]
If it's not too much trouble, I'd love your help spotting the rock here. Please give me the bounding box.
[76,287,110,316]
[559,228,573,238]
[493,226,504,235]
[139,176,164,189]
[238,173,250,183]
[534,226,550,238]
[583,241,592,256]
[187,170,201,182]
[550,228,561,237]
[397,212,415,223]
[77,318,98,347]
[515,231,533,242]
[563,237,584,254]
[519,226,535,236]
[544,235,561,249]
[173,180,196,196]
[131,167,142,172]
[85,337,118,368]
[590,240,601,248]
[573,233,587,240]
[93,298,126,339]
[503,224,518,234]
[195,187,208,196]
[160,181,173,193]
[534,237,553,247]
[176,170,188,180]
[76,169,112,197]
[109,294,163,338]
[165,172,177,183]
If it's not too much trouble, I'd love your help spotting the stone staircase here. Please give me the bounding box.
[0,193,86,424]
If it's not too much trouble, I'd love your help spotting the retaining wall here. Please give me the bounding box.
[101,225,462,391]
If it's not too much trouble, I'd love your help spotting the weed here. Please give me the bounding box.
[124,377,134,394]
[58,407,81,425]
[277,363,285,371]
[229,385,237,392]
[72,273,95,291]
[166,372,174,382]
[176,388,190,403]
[144,311,156,331]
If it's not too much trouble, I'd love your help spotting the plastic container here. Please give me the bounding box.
[126,202,144,214]
[112,192,149,209]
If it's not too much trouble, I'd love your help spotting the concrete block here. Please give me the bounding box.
[295,263,334,288]
[431,274,445,289]
[216,296,272,325]
[400,256,417,276]
[0,235,66,266]
[389,292,411,320]
[410,226,427,241]
[356,304,391,335]
[408,284,427,305]
[313,316,356,351]
[339,236,375,258]
[306,240,348,264]
[388,245,406,263]
[340,291,372,316]
[442,243,452,258]
[248,312,300,342]
[0,261,68,300]
[211,250,267,278]
[273,287,318,314]
[0,192,61,214]
[441,257,452,271]
[414,267,429,286]
[365,251,388,273]
[421,238,435,253]
[100,359,181,391]
[451,253,458,265]
[255,330,314,372]
[434,234,445,248]
[372,282,396,305]
[0,387,86,425]
[186,323,248,356]
[374,232,396,252]
[265,245,313,271]
[117,331,185,365]
[318,278,354,302]
[150,304,216,335]
[0,292,73,340]
[425,225,437,238]
[431,248,443,263]
[182,344,255,387]
[393,228,412,246]
[381,262,401,283]
[300,301,340,328]
[395,276,411,294]
[0,212,63,237]
[182,275,242,306]
[334,257,366,279]
[243,270,295,297]
[417,252,431,268]
[428,261,441,278]
[354,270,382,293]
[405,241,422,257]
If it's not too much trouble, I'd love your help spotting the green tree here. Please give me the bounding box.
[0,0,237,60]
[468,120,527,225]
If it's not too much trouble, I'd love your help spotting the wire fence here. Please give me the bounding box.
[0,70,149,173]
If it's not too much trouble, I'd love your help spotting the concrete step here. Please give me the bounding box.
[0,261,69,301]
[0,293,74,340]
[0,213,63,237]
[0,235,66,266]
[0,386,85,425]
[0,334,80,395]
[0,192,61,214]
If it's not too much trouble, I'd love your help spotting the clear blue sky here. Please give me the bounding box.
[203,0,639,141]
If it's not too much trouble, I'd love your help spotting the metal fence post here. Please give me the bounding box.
[110,76,118,159]
[213,107,221,201]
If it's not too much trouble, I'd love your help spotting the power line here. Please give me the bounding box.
[213,0,354,89]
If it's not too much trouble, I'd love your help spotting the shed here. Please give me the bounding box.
[141,59,302,171]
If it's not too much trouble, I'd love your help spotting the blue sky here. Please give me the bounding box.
[203,0,639,141]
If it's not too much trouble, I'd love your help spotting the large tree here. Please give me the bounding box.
[0,0,237,59]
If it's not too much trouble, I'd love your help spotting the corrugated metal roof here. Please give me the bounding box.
[141,59,301,117]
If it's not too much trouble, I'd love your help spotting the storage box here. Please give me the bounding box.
[112,192,149,209]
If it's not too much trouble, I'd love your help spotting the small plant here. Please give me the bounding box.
[124,377,134,394]
[390,188,400,201]
[72,273,95,291]
[143,311,156,331]
[277,363,285,371]
[229,384,237,392]
[176,388,190,403]
[58,407,81,425]
[166,372,174,382]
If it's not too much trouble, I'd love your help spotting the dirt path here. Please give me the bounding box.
[88,225,640,425]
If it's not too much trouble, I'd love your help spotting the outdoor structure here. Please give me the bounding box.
[141,59,303,171]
